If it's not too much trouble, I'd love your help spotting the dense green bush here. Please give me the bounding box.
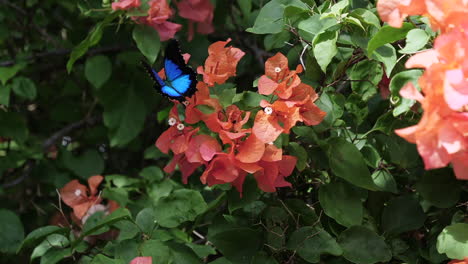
[0,0,467,263]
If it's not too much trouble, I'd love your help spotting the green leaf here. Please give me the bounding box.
[367,23,414,56]
[381,195,426,235]
[0,84,11,106]
[140,166,164,182]
[228,176,260,213]
[102,86,146,147]
[287,142,307,171]
[246,0,286,34]
[11,77,37,100]
[371,170,397,193]
[319,181,364,227]
[61,149,104,179]
[139,240,172,264]
[400,29,430,54]
[132,25,161,64]
[347,60,383,101]
[67,13,118,73]
[209,228,263,263]
[31,234,69,261]
[0,64,24,85]
[85,55,112,89]
[0,111,28,143]
[154,189,208,228]
[79,208,131,242]
[286,226,343,262]
[349,8,381,29]
[0,209,24,254]
[18,226,68,253]
[437,223,468,259]
[136,208,156,234]
[187,244,216,258]
[416,171,461,208]
[389,69,423,116]
[371,44,396,76]
[313,30,339,72]
[298,15,337,42]
[40,247,72,264]
[338,226,392,264]
[264,31,290,51]
[91,254,125,264]
[327,138,378,191]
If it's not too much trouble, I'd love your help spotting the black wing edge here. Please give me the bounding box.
[164,39,198,101]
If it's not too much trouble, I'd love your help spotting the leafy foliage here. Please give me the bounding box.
[1,0,467,263]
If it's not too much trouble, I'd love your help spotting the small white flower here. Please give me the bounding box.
[182,101,190,106]
[264,106,273,115]
[177,123,185,131]
[168,117,177,126]
[74,189,82,197]
[274,67,282,73]
[268,142,274,145]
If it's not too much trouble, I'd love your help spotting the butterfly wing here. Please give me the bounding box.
[163,39,197,101]
[141,61,165,88]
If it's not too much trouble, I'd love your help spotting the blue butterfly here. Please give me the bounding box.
[142,39,197,102]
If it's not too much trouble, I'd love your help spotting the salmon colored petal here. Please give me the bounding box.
[172,134,189,154]
[400,82,425,102]
[452,153,468,180]
[87,175,103,196]
[235,161,263,174]
[130,257,152,264]
[417,136,450,169]
[439,123,463,154]
[395,125,418,143]
[262,144,283,162]
[301,102,326,126]
[73,201,94,220]
[278,155,297,176]
[60,180,88,207]
[405,50,439,69]
[252,110,283,143]
[377,0,407,28]
[265,53,289,80]
[258,76,278,95]
[254,162,278,192]
[111,0,141,10]
[179,157,201,184]
[164,154,183,173]
[236,134,265,163]
[156,127,177,154]
[444,69,468,110]
[200,137,221,161]
[231,171,248,195]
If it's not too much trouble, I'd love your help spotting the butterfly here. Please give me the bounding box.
[141,39,197,103]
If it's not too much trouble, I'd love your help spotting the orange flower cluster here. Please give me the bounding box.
[59,175,119,225]
[112,0,214,41]
[378,0,468,180]
[155,39,326,194]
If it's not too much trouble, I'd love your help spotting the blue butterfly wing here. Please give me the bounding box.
[142,40,197,102]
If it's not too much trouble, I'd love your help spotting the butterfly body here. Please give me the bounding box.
[142,39,197,102]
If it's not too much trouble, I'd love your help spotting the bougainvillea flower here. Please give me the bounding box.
[112,0,141,10]
[200,152,262,193]
[252,108,284,144]
[258,53,303,99]
[185,134,222,163]
[262,143,283,162]
[177,0,214,40]
[377,0,468,32]
[59,175,104,219]
[130,257,153,264]
[235,133,265,163]
[254,155,297,192]
[197,39,245,86]
[156,106,200,154]
[164,153,201,183]
[141,0,182,41]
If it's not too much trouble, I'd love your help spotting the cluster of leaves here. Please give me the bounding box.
[0,0,467,264]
